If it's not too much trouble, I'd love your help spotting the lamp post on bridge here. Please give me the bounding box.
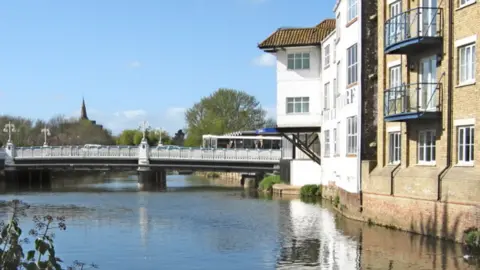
[41,125,51,146]
[3,121,17,143]
[139,120,151,143]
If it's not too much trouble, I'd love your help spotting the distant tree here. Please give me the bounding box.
[172,129,185,146]
[184,88,267,146]
[116,129,137,145]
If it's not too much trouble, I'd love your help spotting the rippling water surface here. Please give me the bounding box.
[0,175,478,270]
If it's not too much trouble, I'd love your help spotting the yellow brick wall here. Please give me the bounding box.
[451,4,480,166]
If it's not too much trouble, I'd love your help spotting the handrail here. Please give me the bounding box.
[385,7,443,49]
[384,82,442,117]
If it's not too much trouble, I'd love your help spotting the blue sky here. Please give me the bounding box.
[0,0,336,135]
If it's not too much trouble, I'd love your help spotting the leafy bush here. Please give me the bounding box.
[0,200,98,270]
[465,228,480,250]
[258,175,283,192]
[300,184,322,197]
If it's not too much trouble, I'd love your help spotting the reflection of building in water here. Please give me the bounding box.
[277,200,360,269]
[139,206,148,247]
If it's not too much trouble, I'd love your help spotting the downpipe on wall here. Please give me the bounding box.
[438,0,453,202]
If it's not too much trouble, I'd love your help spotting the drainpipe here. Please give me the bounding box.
[438,2,453,201]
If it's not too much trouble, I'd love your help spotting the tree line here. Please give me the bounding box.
[0,115,186,147]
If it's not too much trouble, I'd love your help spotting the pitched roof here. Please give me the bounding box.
[258,19,335,50]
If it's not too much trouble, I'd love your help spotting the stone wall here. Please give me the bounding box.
[362,161,480,242]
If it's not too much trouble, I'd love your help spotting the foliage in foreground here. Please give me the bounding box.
[258,175,283,192]
[0,200,98,270]
[465,228,480,250]
[300,184,322,197]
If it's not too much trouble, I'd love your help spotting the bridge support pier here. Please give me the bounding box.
[137,169,166,190]
[241,172,265,189]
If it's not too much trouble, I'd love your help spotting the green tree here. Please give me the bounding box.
[184,88,267,146]
[116,129,137,145]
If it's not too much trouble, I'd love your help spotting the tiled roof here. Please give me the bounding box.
[258,19,335,50]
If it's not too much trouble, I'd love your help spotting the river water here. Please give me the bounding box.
[0,175,478,270]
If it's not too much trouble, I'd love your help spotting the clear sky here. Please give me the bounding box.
[0,0,336,135]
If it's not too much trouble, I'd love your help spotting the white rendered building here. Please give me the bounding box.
[258,0,378,208]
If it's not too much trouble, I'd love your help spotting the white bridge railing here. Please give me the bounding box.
[9,146,282,162]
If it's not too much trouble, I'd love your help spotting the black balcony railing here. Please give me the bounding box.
[384,7,443,54]
[384,82,442,121]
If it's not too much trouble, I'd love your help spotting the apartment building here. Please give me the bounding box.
[373,0,480,203]
[258,20,335,186]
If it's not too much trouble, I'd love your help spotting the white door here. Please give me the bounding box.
[419,56,437,111]
[421,0,437,36]
[389,1,402,43]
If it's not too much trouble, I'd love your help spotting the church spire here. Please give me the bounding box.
[80,97,88,120]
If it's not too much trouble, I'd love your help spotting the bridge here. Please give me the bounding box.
[0,138,281,189]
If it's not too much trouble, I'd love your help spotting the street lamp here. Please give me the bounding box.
[139,120,151,142]
[41,125,51,146]
[157,127,163,146]
[3,121,16,143]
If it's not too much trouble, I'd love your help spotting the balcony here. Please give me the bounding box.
[384,83,442,122]
[384,7,443,54]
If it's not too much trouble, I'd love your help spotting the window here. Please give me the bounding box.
[333,42,336,63]
[336,122,340,155]
[458,126,474,164]
[347,0,358,22]
[347,44,358,85]
[389,132,401,164]
[324,82,330,110]
[324,130,331,157]
[333,128,337,156]
[389,65,402,99]
[286,97,310,114]
[287,53,310,70]
[418,130,436,164]
[346,116,358,155]
[459,43,476,84]
[459,0,475,7]
[324,45,330,68]
[345,88,356,104]
[336,13,341,42]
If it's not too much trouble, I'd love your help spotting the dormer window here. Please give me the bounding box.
[287,52,310,70]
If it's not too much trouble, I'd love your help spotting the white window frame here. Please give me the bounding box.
[458,43,476,85]
[324,82,330,110]
[324,130,331,157]
[336,13,341,43]
[418,130,436,165]
[389,65,402,100]
[286,97,310,114]
[335,122,341,155]
[346,116,358,155]
[389,132,401,164]
[459,0,476,8]
[457,125,475,165]
[287,52,310,70]
[347,44,358,85]
[347,0,358,22]
[324,44,330,68]
[333,128,337,156]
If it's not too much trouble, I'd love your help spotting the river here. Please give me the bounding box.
[0,174,478,270]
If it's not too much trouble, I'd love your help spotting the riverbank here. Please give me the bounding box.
[193,172,242,187]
